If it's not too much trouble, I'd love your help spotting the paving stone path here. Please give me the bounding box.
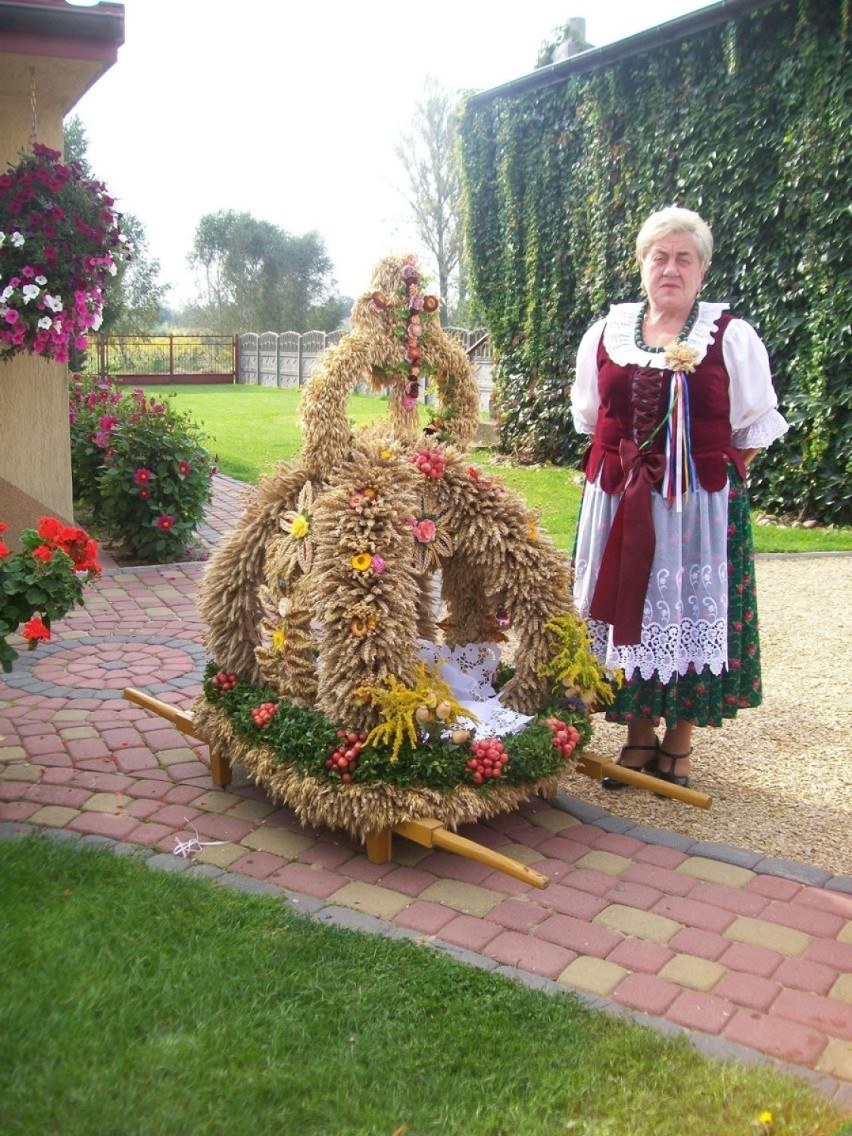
[1,472,850,1112]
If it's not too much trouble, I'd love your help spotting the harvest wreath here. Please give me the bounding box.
[177,256,621,848]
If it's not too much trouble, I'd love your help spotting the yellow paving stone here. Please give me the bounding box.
[557,956,629,997]
[839,922,852,945]
[495,843,543,865]
[575,850,632,876]
[675,856,755,888]
[188,790,236,814]
[815,1038,852,1083]
[0,747,27,763]
[419,879,503,917]
[0,762,41,781]
[329,881,411,921]
[195,842,246,868]
[227,798,277,822]
[528,808,580,833]
[156,747,198,767]
[240,826,315,859]
[51,710,91,722]
[594,903,683,943]
[658,953,727,992]
[83,793,133,814]
[30,806,80,827]
[829,973,852,1005]
[58,726,99,740]
[724,916,811,958]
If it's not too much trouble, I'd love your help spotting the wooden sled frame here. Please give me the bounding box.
[123,687,710,893]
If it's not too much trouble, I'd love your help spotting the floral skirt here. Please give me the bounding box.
[602,472,762,729]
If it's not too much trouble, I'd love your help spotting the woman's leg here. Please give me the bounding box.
[658,719,694,781]
[602,716,659,789]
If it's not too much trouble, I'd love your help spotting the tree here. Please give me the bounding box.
[394,77,468,325]
[187,210,345,332]
[62,116,170,334]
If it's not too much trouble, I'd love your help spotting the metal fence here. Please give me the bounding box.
[82,334,237,381]
[237,327,494,410]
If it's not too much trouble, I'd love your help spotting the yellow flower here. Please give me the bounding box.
[290,514,310,539]
[528,523,538,541]
[351,553,372,571]
[271,629,286,651]
[381,448,393,460]
[758,1112,773,1126]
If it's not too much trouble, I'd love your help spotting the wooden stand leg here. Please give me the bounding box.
[209,749,232,788]
[365,828,393,864]
[576,751,712,809]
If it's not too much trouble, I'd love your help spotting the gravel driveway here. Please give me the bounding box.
[562,554,852,878]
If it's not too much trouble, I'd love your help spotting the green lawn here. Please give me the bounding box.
[1,837,846,1136]
[145,384,852,555]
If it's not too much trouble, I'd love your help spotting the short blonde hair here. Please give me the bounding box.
[636,206,713,272]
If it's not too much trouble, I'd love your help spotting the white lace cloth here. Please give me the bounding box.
[417,640,534,737]
[570,302,788,684]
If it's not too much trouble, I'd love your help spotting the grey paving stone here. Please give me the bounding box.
[145,852,194,873]
[494,967,562,997]
[552,795,609,825]
[110,842,154,859]
[0,822,36,841]
[595,815,640,835]
[279,892,327,917]
[214,874,283,896]
[425,939,500,971]
[627,825,696,851]
[187,864,225,880]
[825,874,852,895]
[753,857,833,886]
[688,841,763,869]
[313,906,392,937]
[81,835,118,851]
[39,828,84,847]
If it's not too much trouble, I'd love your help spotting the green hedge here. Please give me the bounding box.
[459,0,851,524]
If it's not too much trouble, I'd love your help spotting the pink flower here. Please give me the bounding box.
[134,468,153,485]
[402,396,416,410]
[413,519,436,544]
[139,488,151,500]
[371,555,386,573]
[155,514,175,531]
[177,460,191,478]
[4,309,19,325]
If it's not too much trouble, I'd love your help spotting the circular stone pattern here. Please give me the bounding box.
[2,635,208,699]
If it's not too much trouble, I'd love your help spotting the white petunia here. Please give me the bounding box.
[35,275,47,286]
[38,316,52,329]
[10,231,25,247]
[22,284,40,303]
[1,285,14,302]
[43,294,63,312]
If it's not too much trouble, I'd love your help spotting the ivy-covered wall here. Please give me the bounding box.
[459,0,850,524]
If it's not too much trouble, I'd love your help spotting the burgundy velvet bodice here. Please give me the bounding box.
[581,312,744,493]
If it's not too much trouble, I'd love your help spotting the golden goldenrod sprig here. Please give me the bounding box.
[538,613,623,707]
[356,661,473,762]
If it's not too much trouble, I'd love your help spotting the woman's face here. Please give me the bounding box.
[640,231,705,315]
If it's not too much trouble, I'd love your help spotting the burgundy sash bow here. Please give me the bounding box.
[589,438,666,646]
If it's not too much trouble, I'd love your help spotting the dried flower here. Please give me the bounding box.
[662,340,700,374]
[350,553,372,572]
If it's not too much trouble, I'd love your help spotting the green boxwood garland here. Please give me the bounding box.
[459,0,851,523]
[201,661,592,793]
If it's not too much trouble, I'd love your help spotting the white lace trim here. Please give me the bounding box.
[573,477,730,684]
[731,407,788,450]
[603,301,729,369]
[417,640,534,737]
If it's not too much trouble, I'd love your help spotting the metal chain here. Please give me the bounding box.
[29,66,38,143]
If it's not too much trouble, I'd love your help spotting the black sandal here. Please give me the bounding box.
[602,743,659,790]
[654,745,693,788]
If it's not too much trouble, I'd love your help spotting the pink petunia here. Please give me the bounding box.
[177,461,191,478]
[134,468,153,485]
[155,514,175,531]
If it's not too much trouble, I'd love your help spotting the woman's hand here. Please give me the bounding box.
[739,447,760,468]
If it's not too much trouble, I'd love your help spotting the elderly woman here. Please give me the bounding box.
[571,206,787,789]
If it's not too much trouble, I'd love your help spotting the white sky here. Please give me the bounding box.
[70,0,712,307]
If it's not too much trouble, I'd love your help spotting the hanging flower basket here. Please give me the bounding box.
[0,143,127,365]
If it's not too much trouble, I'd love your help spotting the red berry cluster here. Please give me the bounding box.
[546,717,581,759]
[250,701,279,727]
[466,737,509,783]
[325,729,369,782]
[410,446,446,479]
[210,670,238,693]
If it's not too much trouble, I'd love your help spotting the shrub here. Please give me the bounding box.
[0,517,101,672]
[69,373,215,564]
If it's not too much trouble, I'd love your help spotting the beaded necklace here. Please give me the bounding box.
[634,299,699,353]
